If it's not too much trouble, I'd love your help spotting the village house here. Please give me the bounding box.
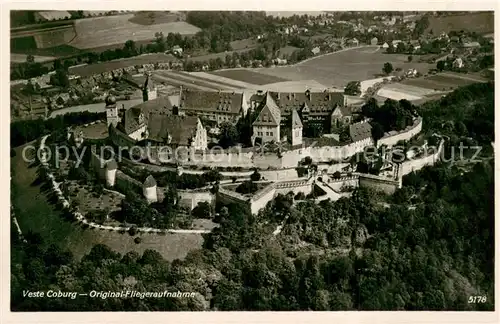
[311,47,321,55]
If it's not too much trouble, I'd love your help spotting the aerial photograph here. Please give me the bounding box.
[9,10,494,312]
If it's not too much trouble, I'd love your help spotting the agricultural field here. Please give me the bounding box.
[11,53,56,63]
[210,69,289,85]
[377,83,442,101]
[378,72,488,101]
[154,70,243,92]
[402,72,488,91]
[426,12,494,35]
[68,14,200,50]
[128,11,183,25]
[253,46,434,88]
[11,143,204,261]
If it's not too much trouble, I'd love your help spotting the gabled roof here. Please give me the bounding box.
[268,91,344,114]
[122,107,145,134]
[291,108,303,128]
[144,175,157,188]
[349,121,372,142]
[332,105,352,117]
[147,113,199,146]
[253,93,281,127]
[180,90,243,115]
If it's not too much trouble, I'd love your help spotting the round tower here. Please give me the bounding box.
[143,175,158,203]
[105,159,118,187]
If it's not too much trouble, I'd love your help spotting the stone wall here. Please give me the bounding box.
[358,173,401,195]
[377,117,423,148]
[399,139,444,176]
[326,176,360,191]
[249,184,277,215]
[274,179,313,196]
[178,191,215,211]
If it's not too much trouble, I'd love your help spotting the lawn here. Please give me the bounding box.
[230,38,258,51]
[10,143,204,261]
[426,12,494,35]
[210,69,289,85]
[253,46,434,88]
[68,14,200,50]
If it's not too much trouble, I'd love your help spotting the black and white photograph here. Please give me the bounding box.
[5,3,497,321]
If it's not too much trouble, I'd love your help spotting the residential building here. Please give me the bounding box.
[178,89,247,124]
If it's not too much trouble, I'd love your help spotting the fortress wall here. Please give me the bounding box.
[399,139,444,176]
[325,176,360,191]
[250,186,276,215]
[274,180,313,196]
[377,117,423,148]
[178,191,215,211]
[358,173,401,195]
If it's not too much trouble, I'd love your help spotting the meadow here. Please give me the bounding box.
[426,12,494,35]
[11,143,203,261]
[252,46,434,88]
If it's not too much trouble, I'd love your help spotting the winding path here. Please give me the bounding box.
[38,135,212,235]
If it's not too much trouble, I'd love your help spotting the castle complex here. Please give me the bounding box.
[93,73,440,215]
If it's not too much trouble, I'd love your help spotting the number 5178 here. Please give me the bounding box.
[468,296,487,303]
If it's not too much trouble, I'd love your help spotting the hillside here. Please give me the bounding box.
[426,12,494,35]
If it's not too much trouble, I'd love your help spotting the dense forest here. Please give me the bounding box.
[11,82,494,311]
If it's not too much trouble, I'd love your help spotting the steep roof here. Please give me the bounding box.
[147,113,199,146]
[132,96,174,115]
[291,108,303,128]
[268,91,345,114]
[253,93,281,127]
[180,90,243,115]
[332,105,352,117]
[144,175,157,188]
[122,107,145,134]
[349,121,373,142]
